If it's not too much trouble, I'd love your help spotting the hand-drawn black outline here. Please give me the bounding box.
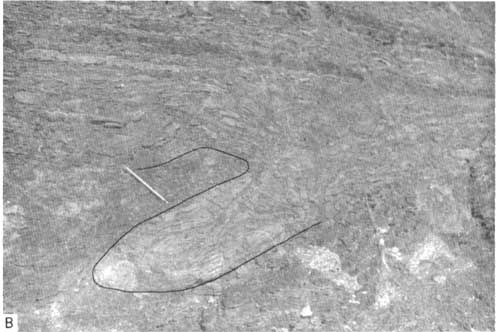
[92,146,321,293]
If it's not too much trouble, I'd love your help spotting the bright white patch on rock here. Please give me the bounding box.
[433,274,447,284]
[95,260,138,290]
[407,234,455,277]
[295,246,341,273]
[50,302,63,329]
[374,280,400,309]
[300,304,313,318]
[328,272,362,293]
[295,246,361,293]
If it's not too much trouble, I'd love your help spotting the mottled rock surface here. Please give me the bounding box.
[4,2,494,331]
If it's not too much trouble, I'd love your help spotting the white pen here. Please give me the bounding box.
[123,165,168,203]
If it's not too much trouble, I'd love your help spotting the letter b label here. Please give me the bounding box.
[1,314,18,332]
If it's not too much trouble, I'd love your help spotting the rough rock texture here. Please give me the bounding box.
[469,153,495,243]
[4,2,494,331]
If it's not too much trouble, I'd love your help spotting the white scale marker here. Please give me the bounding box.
[123,165,169,203]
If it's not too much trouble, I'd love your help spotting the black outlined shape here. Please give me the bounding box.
[92,146,321,293]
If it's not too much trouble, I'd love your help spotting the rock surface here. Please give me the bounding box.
[4,2,494,331]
